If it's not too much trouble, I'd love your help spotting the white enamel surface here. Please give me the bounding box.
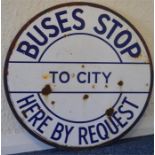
[4,2,153,149]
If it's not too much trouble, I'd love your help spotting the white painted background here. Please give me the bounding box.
[2,0,153,154]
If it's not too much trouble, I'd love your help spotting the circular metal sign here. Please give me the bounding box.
[4,2,153,148]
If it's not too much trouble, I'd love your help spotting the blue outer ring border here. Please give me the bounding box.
[3,2,153,149]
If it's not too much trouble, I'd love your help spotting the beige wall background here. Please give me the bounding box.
[2,0,154,154]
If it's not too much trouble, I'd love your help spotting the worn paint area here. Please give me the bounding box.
[42,73,50,80]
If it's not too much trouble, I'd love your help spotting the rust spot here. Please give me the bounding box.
[92,84,96,89]
[83,94,89,100]
[64,34,69,38]
[72,73,75,78]
[42,73,50,80]
[146,83,149,87]
[105,84,108,88]
[117,80,123,86]
[81,64,85,68]
[51,101,55,105]
[41,84,52,96]
[105,107,114,117]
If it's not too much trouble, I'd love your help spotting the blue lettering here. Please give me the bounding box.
[16,94,36,109]
[21,103,40,118]
[122,97,139,109]
[104,118,119,134]
[51,122,64,141]
[17,41,39,59]
[106,19,122,39]
[59,71,70,83]
[77,72,86,83]
[88,125,99,144]
[37,116,53,134]
[49,71,58,83]
[28,109,45,127]
[114,30,132,48]
[41,17,59,38]
[93,14,110,34]
[113,111,128,128]
[92,72,101,83]
[102,72,112,83]
[72,8,85,30]
[79,127,88,145]
[120,42,141,57]
[64,126,74,144]
[96,123,109,140]
[55,10,72,33]
[118,105,134,120]
[27,25,48,46]
[51,122,74,143]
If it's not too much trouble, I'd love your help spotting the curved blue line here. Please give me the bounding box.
[37,93,122,124]
[38,33,123,63]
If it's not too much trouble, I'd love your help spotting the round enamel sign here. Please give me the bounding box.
[4,2,153,148]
